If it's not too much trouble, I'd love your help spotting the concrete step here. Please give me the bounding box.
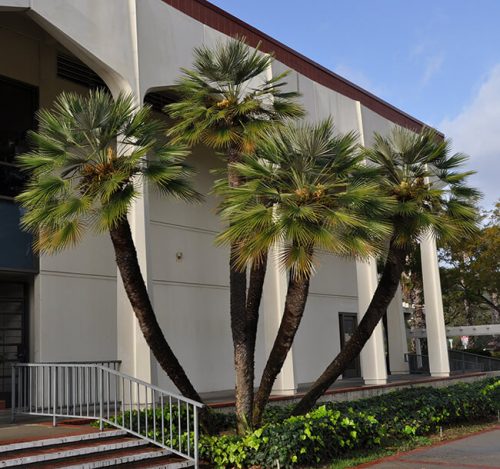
[33,446,181,468]
[0,427,193,468]
[0,435,150,467]
[0,429,127,454]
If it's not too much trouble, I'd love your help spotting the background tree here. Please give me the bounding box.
[439,201,500,325]
[400,247,426,351]
[166,37,304,432]
[293,127,480,415]
[16,90,203,402]
[217,120,392,427]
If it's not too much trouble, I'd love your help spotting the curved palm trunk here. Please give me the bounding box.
[292,243,406,416]
[109,217,202,403]
[253,275,311,427]
[227,146,255,432]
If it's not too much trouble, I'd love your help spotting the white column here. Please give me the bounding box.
[116,187,153,383]
[111,99,153,383]
[262,246,296,395]
[356,259,387,385]
[387,284,409,374]
[420,234,450,377]
[114,1,154,384]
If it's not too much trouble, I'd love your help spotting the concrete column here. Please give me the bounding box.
[116,187,153,383]
[356,259,387,385]
[420,234,450,377]
[387,284,409,374]
[262,245,296,395]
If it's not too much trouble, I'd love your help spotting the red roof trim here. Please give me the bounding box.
[162,0,440,134]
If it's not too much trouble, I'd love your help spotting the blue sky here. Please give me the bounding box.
[210,0,500,209]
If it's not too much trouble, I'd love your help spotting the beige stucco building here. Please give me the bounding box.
[0,0,450,406]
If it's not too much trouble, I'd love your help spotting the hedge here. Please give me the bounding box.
[202,377,499,467]
[99,377,499,468]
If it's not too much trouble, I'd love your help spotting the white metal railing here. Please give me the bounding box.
[11,363,203,467]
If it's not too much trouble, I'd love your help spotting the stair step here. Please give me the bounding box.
[121,455,194,468]
[33,446,174,468]
[0,429,127,454]
[0,436,149,467]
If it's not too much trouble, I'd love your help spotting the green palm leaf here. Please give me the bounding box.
[16,89,201,253]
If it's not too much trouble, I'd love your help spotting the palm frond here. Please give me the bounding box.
[16,89,197,252]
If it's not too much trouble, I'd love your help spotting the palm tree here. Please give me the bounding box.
[292,127,480,415]
[216,119,392,427]
[16,90,203,402]
[165,37,304,431]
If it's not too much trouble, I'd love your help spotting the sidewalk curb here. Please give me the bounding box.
[353,424,500,468]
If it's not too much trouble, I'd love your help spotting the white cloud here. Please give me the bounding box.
[421,54,444,85]
[440,65,500,208]
[410,40,444,86]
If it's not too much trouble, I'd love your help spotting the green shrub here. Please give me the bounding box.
[482,379,500,411]
[201,377,499,468]
[94,377,499,468]
[200,405,383,468]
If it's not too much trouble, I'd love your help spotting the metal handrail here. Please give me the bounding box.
[448,350,500,372]
[405,351,500,375]
[11,362,203,467]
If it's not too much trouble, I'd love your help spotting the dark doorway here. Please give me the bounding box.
[0,282,28,407]
[339,313,361,378]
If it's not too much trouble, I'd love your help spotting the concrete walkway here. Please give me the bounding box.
[366,426,500,468]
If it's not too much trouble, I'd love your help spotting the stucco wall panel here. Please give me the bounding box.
[36,273,117,361]
[152,283,266,393]
[150,224,228,287]
[309,253,358,298]
[137,0,204,94]
[40,233,116,278]
[149,149,222,233]
[294,294,356,385]
[297,74,317,121]
[361,105,393,147]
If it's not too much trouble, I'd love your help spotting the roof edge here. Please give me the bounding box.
[161,0,443,137]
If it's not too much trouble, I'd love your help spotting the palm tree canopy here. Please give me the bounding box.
[362,126,480,249]
[16,90,200,253]
[215,119,393,279]
[165,37,305,153]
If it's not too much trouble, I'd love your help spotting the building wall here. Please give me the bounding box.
[0,0,410,394]
[0,13,118,362]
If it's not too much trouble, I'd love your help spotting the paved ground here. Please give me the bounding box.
[201,372,469,403]
[366,426,500,468]
[0,412,100,444]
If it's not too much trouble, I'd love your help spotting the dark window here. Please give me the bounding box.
[144,90,178,113]
[0,76,38,273]
[0,76,38,198]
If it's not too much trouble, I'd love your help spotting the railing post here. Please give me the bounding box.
[99,367,104,430]
[194,406,199,469]
[11,365,16,423]
[52,366,57,427]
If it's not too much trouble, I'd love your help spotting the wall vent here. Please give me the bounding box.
[144,90,178,113]
[57,53,107,90]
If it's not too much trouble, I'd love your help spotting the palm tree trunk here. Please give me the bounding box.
[292,243,406,416]
[253,274,311,427]
[109,217,202,403]
[245,254,268,413]
[230,246,252,433]
[227,146,255,433]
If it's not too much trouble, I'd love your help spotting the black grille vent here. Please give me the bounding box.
[144,90,178,113]
[57,53,107,90]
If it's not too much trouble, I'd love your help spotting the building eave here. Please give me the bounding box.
[162,0,443,137]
